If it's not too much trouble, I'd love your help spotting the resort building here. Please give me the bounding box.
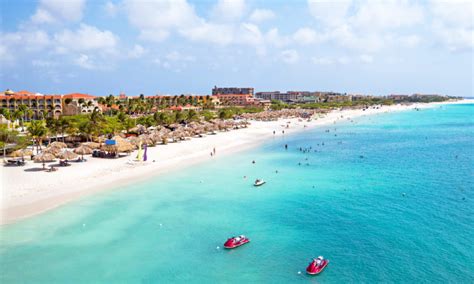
[212,87,254,96]
[0,89,98,119]
[212,86,255,106]
[254,91,304,102]
[62,93,99,115]
[256,90,353,104]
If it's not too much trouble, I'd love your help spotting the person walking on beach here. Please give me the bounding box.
[213,147,216,155]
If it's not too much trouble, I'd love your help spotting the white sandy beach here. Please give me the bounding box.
[0,100,470,224]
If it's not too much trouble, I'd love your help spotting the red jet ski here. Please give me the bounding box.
[306,256,329,275]
[223,235,250,249]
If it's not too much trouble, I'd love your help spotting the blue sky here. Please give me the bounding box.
[0,0,473,97]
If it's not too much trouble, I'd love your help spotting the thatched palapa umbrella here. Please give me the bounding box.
[49,141,67,149]
[10,148,33,158]
[127,136,141,148]
[101,136,135,154]
[57,150,78,160]
[34,152,56,169]
[138,134,155,145]
[74,145,93,159]
[43,146,61,156]
[82,142,100,149]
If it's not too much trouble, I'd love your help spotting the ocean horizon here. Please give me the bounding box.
[1,103,473,283]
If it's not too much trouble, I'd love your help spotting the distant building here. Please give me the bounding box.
[212,86,254,96]
[255,91,308,102]
[212,86,255,106]
[256,91,347,103]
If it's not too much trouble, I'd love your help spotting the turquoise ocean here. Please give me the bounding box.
[1,103,473,283]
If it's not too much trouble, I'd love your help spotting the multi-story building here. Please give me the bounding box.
[212,86,255,106]
[254,91,304,102]
[212,87,254,96]
[0,89,98,119]
[62,93,99,115]
[256,91,321,103]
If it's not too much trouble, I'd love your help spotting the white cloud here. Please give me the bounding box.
[350,0,424,32]
[31,8,55,24]
[359,54,373,63]
[125,0,199,42]
[154,51,195,72]
[0,29,52,63]
[430,1,474,51]
[31,0,86,24]
[165,51,195,62]
[54,24,118,54]
[430,0,473,29]
[104,1,120,17]
[307,0,352,27]
[128,44,146,58]
[337,56,350,64]
[180,22,234,45]
[307,0,428,52]
[280,49,299,64]
[74,54,114,70]
[75,54,95,69]
[249,9,275,23]
[32,59,57,68]
[2,30,51,51]
[212,0,246,22]
[293,27,321,45]
[399,35,421,48]
[311,56,333,65]
[0,44,13,63]
[240,23,266,55]
[265,28,290,48]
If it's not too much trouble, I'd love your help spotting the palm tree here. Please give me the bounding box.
[0,126,18,160]
[13,109,24,131]
[45,117,59,144]
[0,108,12,129]
[26,109,33,121]
[27,120,47,152]
[124,118,135,133]
[188,110,199,122]
[66,121,79,141]
[78,120,93,142]
[58,118,69,142]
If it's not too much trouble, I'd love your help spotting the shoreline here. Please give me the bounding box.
[1,100,471,225]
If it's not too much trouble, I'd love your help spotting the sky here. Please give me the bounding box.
[0,0,473,97]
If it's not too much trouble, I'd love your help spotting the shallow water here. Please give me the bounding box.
[1,104,473,283]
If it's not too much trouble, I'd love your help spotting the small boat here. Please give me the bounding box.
[254,179,266,187]
[223,235,250,249]
[306,256,329,275]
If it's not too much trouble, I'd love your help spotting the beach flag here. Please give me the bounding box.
[137,141,143,161]
[144,144,148,161]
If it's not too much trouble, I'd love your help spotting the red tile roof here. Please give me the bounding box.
[16,90,36,96]
[63,93,96,99]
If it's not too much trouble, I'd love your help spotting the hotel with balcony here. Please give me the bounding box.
[0,90,98,119]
